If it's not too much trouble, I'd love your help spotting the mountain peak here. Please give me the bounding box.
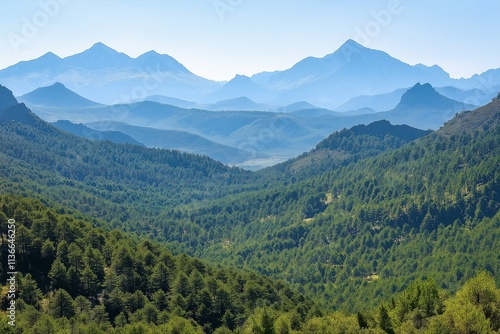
[90,42,111,50]
[63,42,132,69]
[131,51,189,74]
[230,74,252,82]
[397,82,447,108]
[19,82,100,108]
[339,39,365,50]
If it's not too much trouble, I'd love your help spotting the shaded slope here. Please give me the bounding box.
[19,82,101,108]
[52,120,144,146]
[86,121,257,165]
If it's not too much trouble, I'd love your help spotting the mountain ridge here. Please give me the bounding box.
[2,41,499,108]
[19,82,101,108]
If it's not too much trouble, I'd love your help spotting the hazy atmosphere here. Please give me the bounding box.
[1,0,500,81]
[1,1,500,333]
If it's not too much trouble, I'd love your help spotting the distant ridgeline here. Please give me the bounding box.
[0,82,500,332]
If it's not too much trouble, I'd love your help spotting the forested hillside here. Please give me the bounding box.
[148,99,500,310]
[0,195,317,333]
[0,100,261,229]
[1,85,500,332]
[262,120,431,179]
[1,195,499,333]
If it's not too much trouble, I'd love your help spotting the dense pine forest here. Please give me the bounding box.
[1,85,500,332]
[1,195,499,333]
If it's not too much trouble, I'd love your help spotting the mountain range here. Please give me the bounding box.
[1,82,499,328]
[18,81,475,169]
[1,40,499,109]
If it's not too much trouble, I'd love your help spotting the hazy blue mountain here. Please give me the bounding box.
[0,52,70,96]
[265,40,453,108]
[275,101,319,112]
[52,120,144,146]
[206,97,273,111]
[377,83,475,129]
[0,84,18,112]
[2,40,499,109]
[22,82,476,169]
[335,85,492,113]
[203,74,274,103]
[137,95,202,109]
[19,82,101,108]
[0,43,220,104]
[435,86,492,106]
[63,42,132,70]
[250,70,280,86]
[454,68,500,91]
[335,88,407,112]
[127,50,190,74]
[86,121,259,166]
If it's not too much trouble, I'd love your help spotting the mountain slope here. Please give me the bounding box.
[156,98,500,310]
[261,120,431,179]
[1,82,499,314]
[0,194,315,333]
[86,121,257,165]
[438,95,500,136]
[0,87,257,224]
[19,82,101,108]
[52,120,144,146]
[0,84,18,111]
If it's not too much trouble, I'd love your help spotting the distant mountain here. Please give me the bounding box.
[19,82,101,108]
[276,101,319,112]
[454,68,500,91]
[52,120,144,146]
[206,97,273,111]
[0,43,220,104]
[2,40,499,109]
[435,86,493,106]
[0,84,18,111]
[374,83,475,130]
[63,42,132,70]
[0,52,70,96]
[127,50,190,74]
[203,74,274,103]
[262,40,453,108]
[86,121,257,165]
[137,95,202,109]
[335,88,407,112]
[335,85,493,113]
[19,82,476,169]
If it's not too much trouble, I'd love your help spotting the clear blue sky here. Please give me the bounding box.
[1,0,499,81]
